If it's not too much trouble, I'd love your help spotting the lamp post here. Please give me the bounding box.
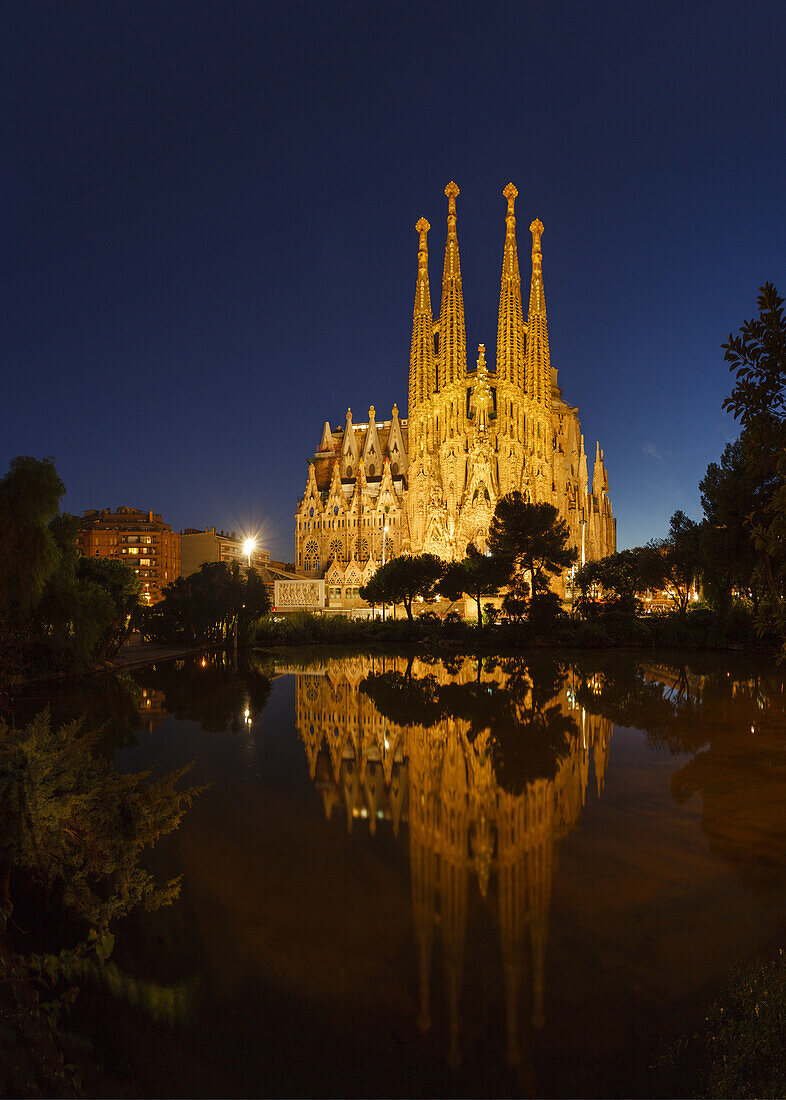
[382,524,389,622]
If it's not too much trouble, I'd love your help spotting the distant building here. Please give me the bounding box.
[180,527,271,577]
[77,507,180,603]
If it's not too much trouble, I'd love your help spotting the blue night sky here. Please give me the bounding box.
[1,1,784,560]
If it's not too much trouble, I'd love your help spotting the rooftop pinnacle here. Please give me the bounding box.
[525,217,551,406]
[496,182,524,389]
[409,215,436,415]
[438,181,467,389]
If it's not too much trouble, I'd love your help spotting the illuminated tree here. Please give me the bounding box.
[488,493,576,623]
[359,554,443,621]
[440,544,508,626]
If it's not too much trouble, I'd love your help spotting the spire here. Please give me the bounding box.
[496,183,525,390]
[408,218,436,417]
[592,442,609,496]
[525,218,551,406]
[438,182,468,390]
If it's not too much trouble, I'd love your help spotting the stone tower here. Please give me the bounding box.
[295,183,615,586]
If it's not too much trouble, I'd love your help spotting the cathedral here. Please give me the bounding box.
[295,183,615,603]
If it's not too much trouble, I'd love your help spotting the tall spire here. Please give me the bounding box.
[525,218,551,407]
[438,182,468,391]
[496,183,525,390]
[408,217,436,417]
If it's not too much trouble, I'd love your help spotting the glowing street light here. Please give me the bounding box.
[243,536,256,568]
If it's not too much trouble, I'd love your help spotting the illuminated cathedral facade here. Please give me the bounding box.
[296,183,615,600]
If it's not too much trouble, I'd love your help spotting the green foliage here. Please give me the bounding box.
[440,544,507,625]
[720,283,786,648]
[0,457,143,680]
[0,710,201,1095]
[661,951,786,1099]
[0,456,65,621]
[699,434,764,613]
[575,547,650,614]
[143,560,271,645]
[488,493,577,622]
[359,554,444,621]
[641,510,701,618]
[34,516,142,672]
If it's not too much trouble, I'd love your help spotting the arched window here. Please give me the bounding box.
[329,538,345,563]
[304,539,319,571]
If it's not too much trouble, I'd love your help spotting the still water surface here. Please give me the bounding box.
[17,649,786,1096]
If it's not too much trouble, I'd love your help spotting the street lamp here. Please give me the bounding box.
[243,536,256,569]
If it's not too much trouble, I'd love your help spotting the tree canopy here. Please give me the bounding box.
[721,283,786,634]
[143,560,271,645]
[359,554,444,621]
[487,493,577,623]
[439,544,507,625]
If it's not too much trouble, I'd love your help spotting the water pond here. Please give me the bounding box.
[14,649,786,1097]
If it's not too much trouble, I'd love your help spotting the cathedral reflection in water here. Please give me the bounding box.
[289,655,613,1071]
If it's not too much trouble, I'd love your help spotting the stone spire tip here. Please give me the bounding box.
[503,182,518,209]
[445,181,460,217]
[530,218,544,251]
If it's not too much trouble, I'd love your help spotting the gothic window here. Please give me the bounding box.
[329,538,345,563]
[304,539,319,571]
[369,464,376,476]
[346,465,353,478]
[384,536,394,560]
[392,462,398,475]
[353,537,369,561]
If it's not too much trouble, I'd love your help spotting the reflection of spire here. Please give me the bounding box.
[290,659,614,1073]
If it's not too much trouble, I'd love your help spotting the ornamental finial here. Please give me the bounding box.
[415,217,430,266]
[530,218,544,252]
[445,181,460,216]
[503,182,518,214]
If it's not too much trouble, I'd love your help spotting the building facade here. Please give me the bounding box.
[180,526,271,577]
[296,183,615,601]
[77,506,180,603]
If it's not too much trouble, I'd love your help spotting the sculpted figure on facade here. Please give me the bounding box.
[295,182,616,599]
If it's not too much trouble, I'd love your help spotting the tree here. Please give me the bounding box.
[359,554,444,621]
[575,548,650,615]
[0,456,65,621]
[35,515,142,670]
[439,544,508,626]
[721,283,786,631]
[0,710,201,1094]
[487,493,577,621]
[699,434,763,613]
[145,561,271,645]
[640,510,701,618]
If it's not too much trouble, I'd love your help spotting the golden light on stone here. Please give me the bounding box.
[295,183,615,600]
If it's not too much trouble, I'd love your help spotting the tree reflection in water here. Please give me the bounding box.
[576,654,786,911]
[292,654,612,1076]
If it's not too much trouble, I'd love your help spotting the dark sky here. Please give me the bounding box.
[2,1,784,560]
